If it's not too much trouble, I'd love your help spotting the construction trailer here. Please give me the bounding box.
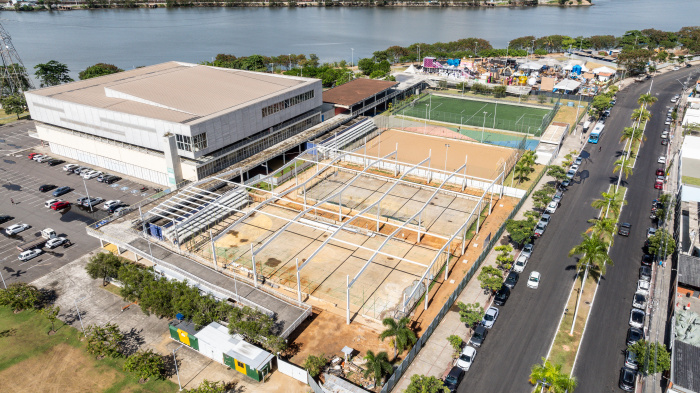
[169,320,274,382]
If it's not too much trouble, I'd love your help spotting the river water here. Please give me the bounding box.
[4,0,699,79]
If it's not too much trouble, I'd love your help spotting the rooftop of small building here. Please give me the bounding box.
[26,61,318,125]
[322,78,398,107]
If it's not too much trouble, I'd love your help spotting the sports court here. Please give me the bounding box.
[401,94,555,135]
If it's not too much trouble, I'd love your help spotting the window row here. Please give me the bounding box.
[176,133,208,152]
[261,90,315,118]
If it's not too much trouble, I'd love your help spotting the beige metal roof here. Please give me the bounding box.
[27,62,314,124]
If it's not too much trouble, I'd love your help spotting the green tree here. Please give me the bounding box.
[41,305,60,334]
[547,165,568,184]
[405,374,449,393]
[569,234,614,278]
[1,94,27,119]
[617,48,655,75]
[85,323,124,358]
[123,350,165,381]
[506,218,536,246]
[85,252,123,286]
[457,301,484,331]
[631,107,652,124]
[637,93,658,107]
[447,335,463,354]
[494,244,514,270]
[0,282,42,312]
[79,63,123,80]
[529,357,578,393]
[629,340,671,376]
[363,350,392,386]
[585,217,617,244]
[532,184,556,211]
[379,317,417,360]
[303,353,328,378]
[493,85,506,98]
[477,266,504,294]
[357,58,376,75]
[590,94,612,118]
[33,60,73,87]
[646,228,675,259]
[620,126,646,146]
[591,190,627,218]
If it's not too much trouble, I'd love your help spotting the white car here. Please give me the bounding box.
[672,67,680,71]
[44,199,61,208]
[527,271,541,289]
[637,280,650,296]
[661,131,669,139]
[32,154,45,161]
[456,346,476,371]
[18,249,42,261]
[665,118,672,125]
[629,309,645,329]
[103,200,122,210]
[63,163,79,171]
[37,155,53,163]
[481,306,499,328]
[632,291,647,310]
[520,243,533,259]
[45,237,67,249]
[82,170,102,180]
[545,201,558,214]
[658,156,666,164]
[570,163,579,172]
[566,169,576,179]
[513,255,528,273]
[5,223,30,235]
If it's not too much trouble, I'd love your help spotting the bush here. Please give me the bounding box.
[303,354,328,378]
[457,302,484,330]
[123,350,166,381]
[0,283,43,312]
[447,335,463,355]
[85,323,124,358]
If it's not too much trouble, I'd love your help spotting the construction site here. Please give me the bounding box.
[123,118,518,328]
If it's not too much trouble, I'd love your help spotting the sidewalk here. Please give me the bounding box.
[392,119,585,392]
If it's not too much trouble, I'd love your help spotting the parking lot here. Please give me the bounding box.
[0,121,159,285]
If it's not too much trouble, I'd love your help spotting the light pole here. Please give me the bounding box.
[173,344,185,391]
[444,144,450,171]
[482,112,488,143]
[424,104,429,134]
[74,295,87,335]
[82,177,93,210]
[351,48,354,68]
[537,378,551,393]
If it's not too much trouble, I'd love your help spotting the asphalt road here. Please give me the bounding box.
[573,67,700,393]
[457,68,698,393]
[0,121,158,285]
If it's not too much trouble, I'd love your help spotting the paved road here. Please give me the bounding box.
[0,121,159,285]
[573,67,700,393]
[457,68,698,393]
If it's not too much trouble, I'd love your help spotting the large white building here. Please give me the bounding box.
[25,61,323,188]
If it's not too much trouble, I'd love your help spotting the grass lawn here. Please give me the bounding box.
[682,176,700,187]
[401,95,553,134]
[0,111,29,125]
[503,164,546,191]
[0,306,178,393]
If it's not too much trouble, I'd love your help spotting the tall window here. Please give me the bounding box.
[176,133,207,152]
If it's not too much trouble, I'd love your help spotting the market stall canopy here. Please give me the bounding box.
[592,66,617,74]
[553,79,581,92]
[404,64,418,74]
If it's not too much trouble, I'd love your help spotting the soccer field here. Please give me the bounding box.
[401,95,555,135]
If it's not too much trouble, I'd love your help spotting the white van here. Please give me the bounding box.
[63,163,79,172]
[41,228,57,239]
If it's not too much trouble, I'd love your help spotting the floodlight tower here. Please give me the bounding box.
[0,23,33,96]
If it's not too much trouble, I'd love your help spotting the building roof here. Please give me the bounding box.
[679,254,700,289]
[540,122,569,145]
[195,322,273,370]
[322,78,397,107]
[553,79,581,92]
[322,373,372,393]
[673,340,700,392]
[26,61,316,125]
[682,136,700,159]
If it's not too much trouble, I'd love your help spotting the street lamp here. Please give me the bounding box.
[537,378,551,393]
[82,177,93,210]
[444,144,450,171]
[482,111,488,143]
[74,295,87,335]
[173,344,185,391]
[424,104,429,134]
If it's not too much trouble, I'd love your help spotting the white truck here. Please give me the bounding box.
[41,228,57,239]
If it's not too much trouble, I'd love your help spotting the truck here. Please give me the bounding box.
[588,123,604,144]
[41,228,57,239]
[582,120,591,133]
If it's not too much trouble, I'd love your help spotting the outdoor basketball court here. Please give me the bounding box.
[401,94,555,135]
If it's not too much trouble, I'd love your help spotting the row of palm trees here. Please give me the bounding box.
[615,93,658,184]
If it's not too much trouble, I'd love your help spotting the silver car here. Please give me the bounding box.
[481,307,499,329]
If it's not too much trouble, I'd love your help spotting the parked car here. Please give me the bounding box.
[456,346,477,371]
[51,201,70,211]
[103,175,122,184]
[545,201,558,214]
[73,166,89,174]
[661,138,668,145]
[5,223,30,235]
[113,206,129,216]
[513,255,528,273]
[566,168,576,179]
[521,243,533,259]
[665,118,672,125]
[44,199,61,208]
[46,159,65,166]
[481,307,499,329]
[504,271,519,289]
[633,292,647,310]
[625,350,638,370]
[656,168,665,177]
[533,222,547,238]
[0,215,12,224]
[443,366,464,393]
[647,227,657,238]
[469,325,488,348]
[570,163,580,172]
[574,156,583,166]
[38,184,56,192]
[82,197,104,207]
[18,249,42,261]
[527,271,541,289]
[552,191,563,204]
[82,170,102,180]
[639,266,652,282]
[618,223,632,236]
[52,186,72,197]
[539,214,551,226]
[96,173,111,182]
[28,152,39,159]
[619,367,637,392]
[560,179,571,188]
[626,327,644,346]
[655,179,663,189]
[37,155,53,163]
[76,196,89,204]
[637,280,650,296]
[32,154,45,162]
[63,163,79,172]
[629,309,646,329]
[45,237,67,249]
[107,203,128,213]
[493,286,510,306]
[661,131,669,139]
[641,254,654,266]
[658,156,666,164]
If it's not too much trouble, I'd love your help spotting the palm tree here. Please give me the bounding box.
[569,234,614,277]
[379,317,417,360]
[586,217,617,244]
[619,126,646,145]
[591,190,627,218]
[613,158,634,180]
[363,350,393,386]
[514,161,531,184]
[529,357,578,393]
[631,108,652,123]
[637,93,658,107]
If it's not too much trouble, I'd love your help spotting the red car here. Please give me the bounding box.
[654,180,664,190]
[28,152,38,159]
[656,168,665,176]
[51,201,70,210]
